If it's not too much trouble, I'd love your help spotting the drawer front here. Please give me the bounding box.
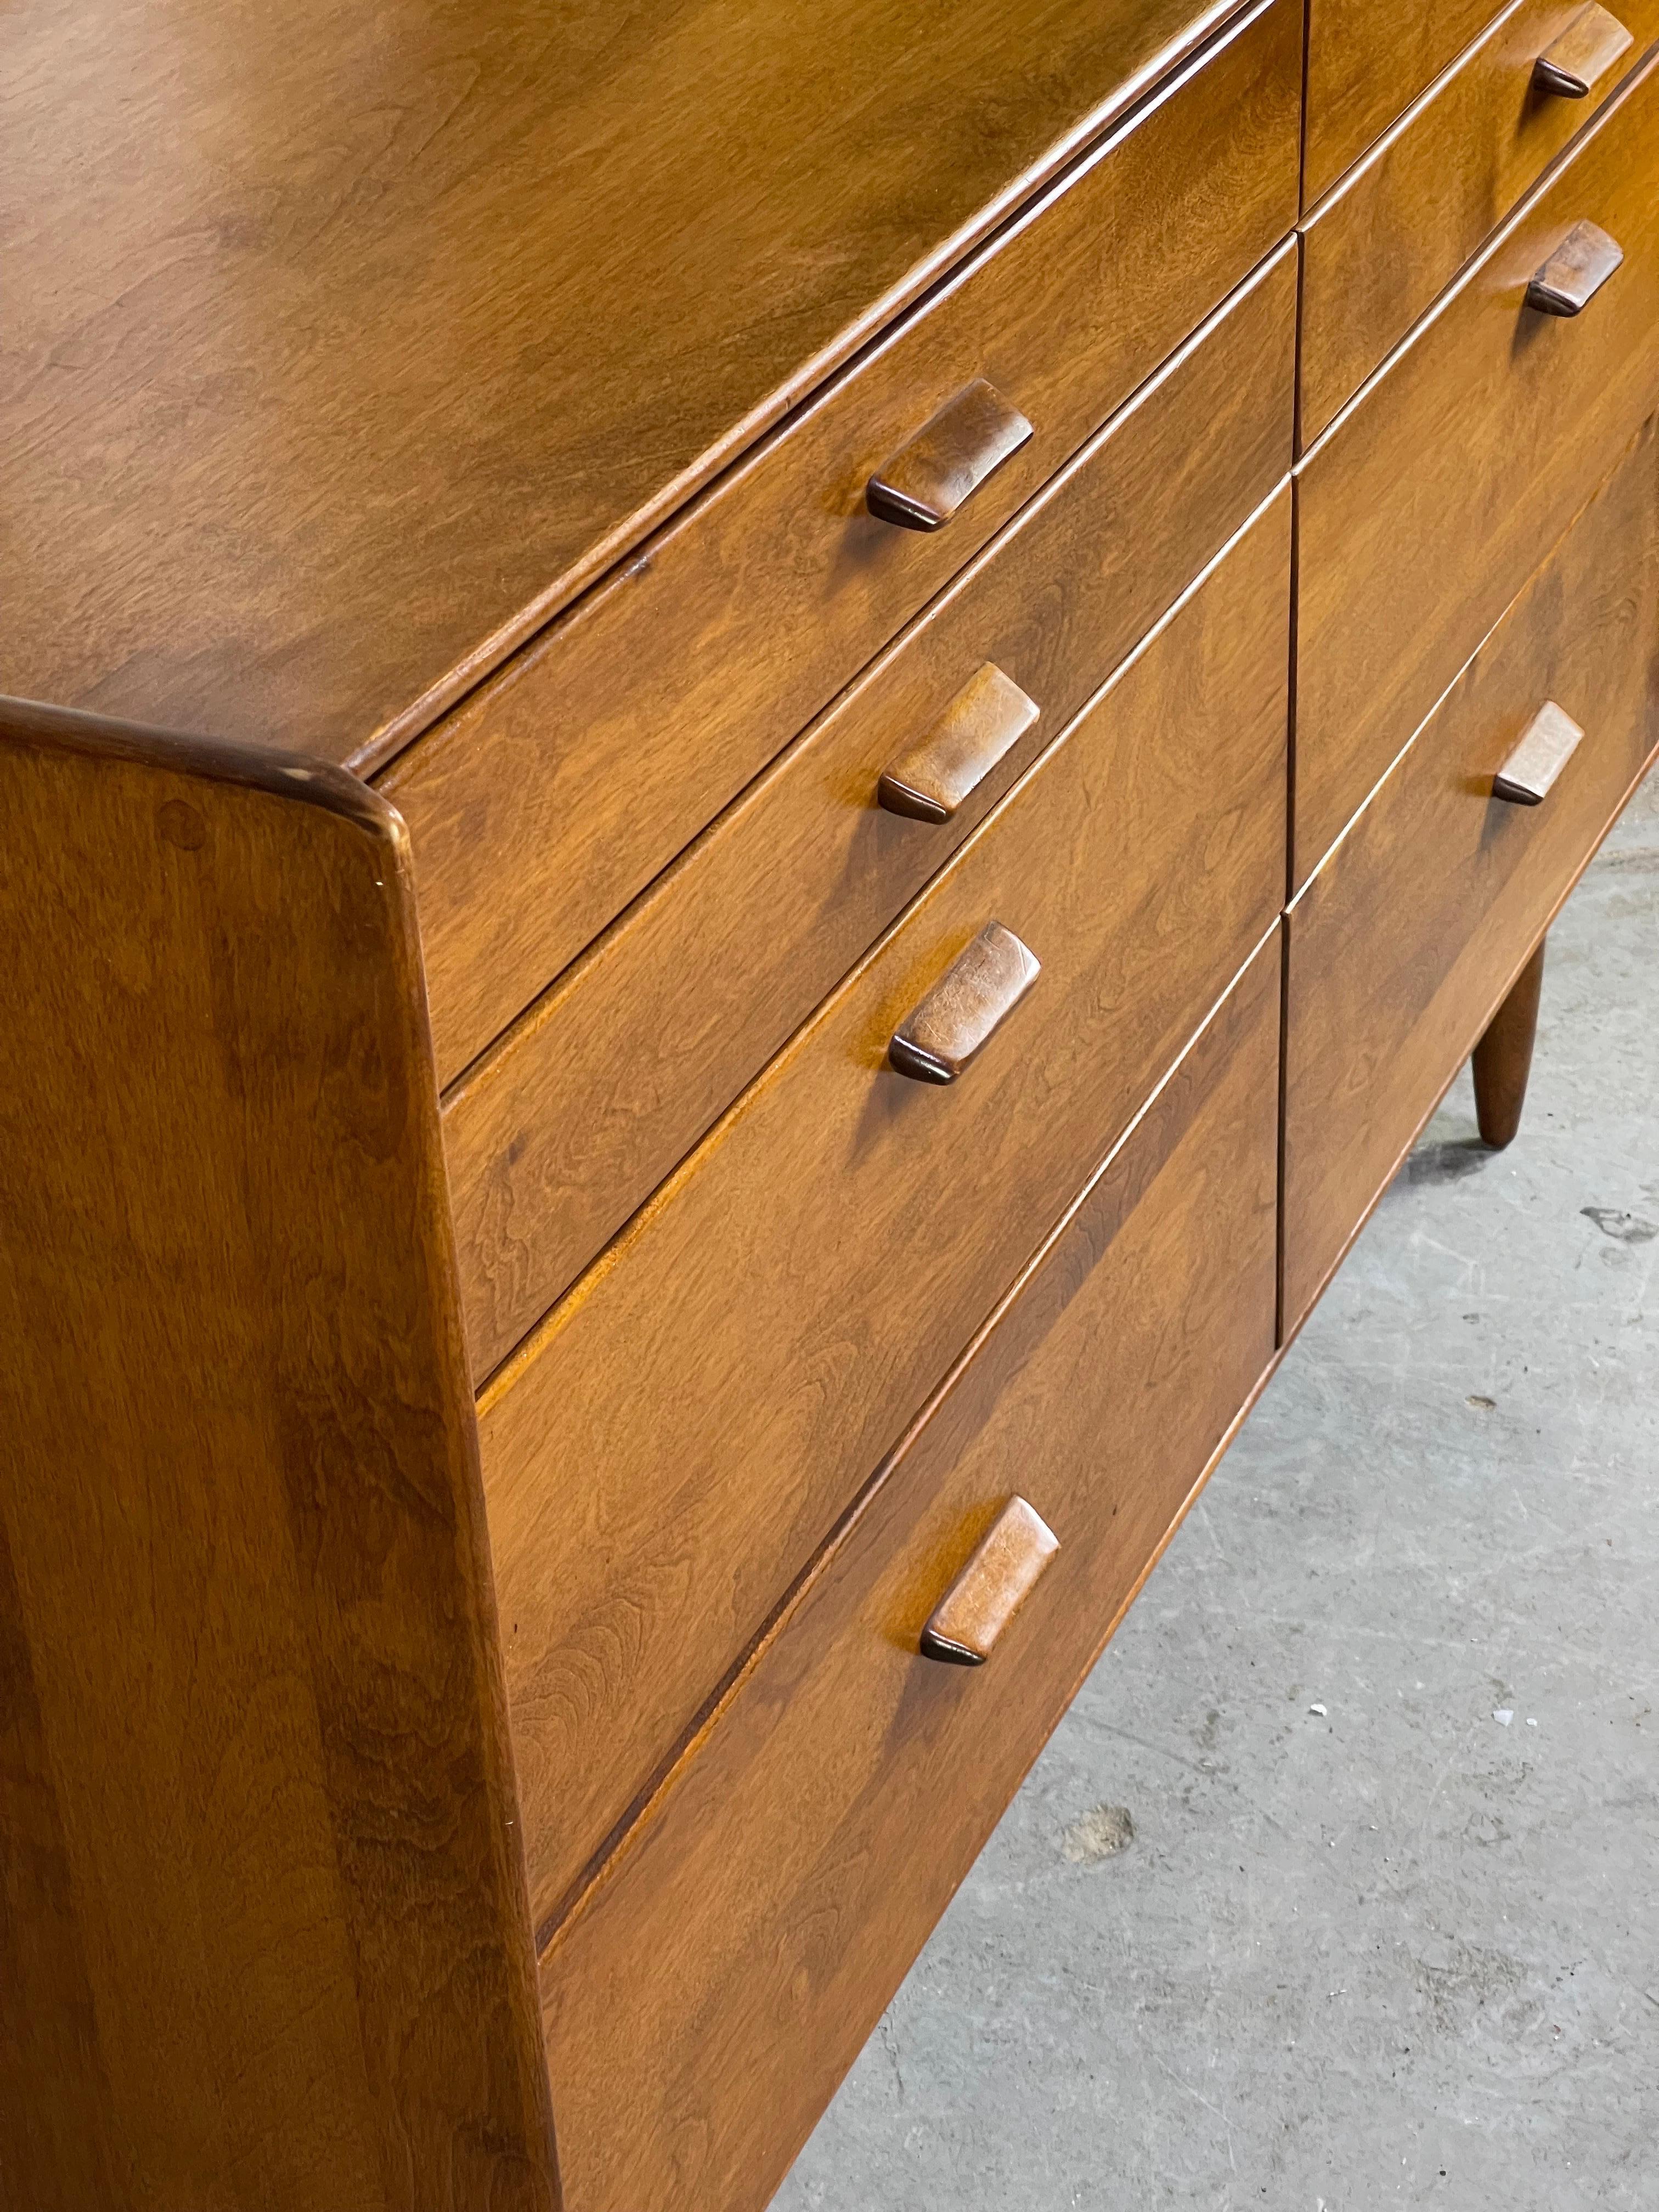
[479,494,1289,1936]
[385,0,1302,1086]
[445,247,1297,1384]
[1285,414,1659,1333]
[538,934,1281,2212]
[1296,47,1659,887]
[1306,0,1499,204]
[1302,0,1659,443]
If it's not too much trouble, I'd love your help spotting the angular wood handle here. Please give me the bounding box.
[920,1497,1060,1664]
[866,379,1034,532]
[1525,219,1623,314]
[877,663,1041,823]
[1493,699,1584,804]
[1533,3,1633,96]
[888,921,1040,1084]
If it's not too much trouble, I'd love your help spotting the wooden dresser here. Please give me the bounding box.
[4,4,1656,2205]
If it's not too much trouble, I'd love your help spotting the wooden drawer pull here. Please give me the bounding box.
[1493,699,1584,804]
[866,379,1034,532]
[1533,3,1634,97]
[920,1497,1060,1664]
[888,921,1040,1084]
[877,663,1041,823]
[1525,219,1624,315]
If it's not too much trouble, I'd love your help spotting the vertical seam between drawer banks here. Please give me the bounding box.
[1276,919,1292,1348]
[473,477,1293,1410]
[1280,212,1301,1344]
[1297,0,1312,218]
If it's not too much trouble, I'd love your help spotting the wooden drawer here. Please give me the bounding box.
[445,246,1297,1384]
[1284,414,1659,1333]
[1295,46,1659,888]
[479,492,1289,1939]
[537,931,1281,2212]
[1305,0,1500,204]
[383,0,1302,1087]
[1303,0,1659,444]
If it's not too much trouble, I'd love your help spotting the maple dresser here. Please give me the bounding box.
[4,2,1656,2206]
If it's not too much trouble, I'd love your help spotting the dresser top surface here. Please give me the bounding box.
[3,0,1237,771]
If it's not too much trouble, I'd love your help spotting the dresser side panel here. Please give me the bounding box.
[0,702,558,2211]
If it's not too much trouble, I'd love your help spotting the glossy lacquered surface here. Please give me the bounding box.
[389,0,1301,1084]
[4,0,1257,768]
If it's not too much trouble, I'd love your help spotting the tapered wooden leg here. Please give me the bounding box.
[1472,938,1547,1149]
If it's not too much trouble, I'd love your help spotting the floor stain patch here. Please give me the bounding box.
[1581,1206,1658,1243]
[1404,1139,1489,1186]
[1061,1804,1135,1865]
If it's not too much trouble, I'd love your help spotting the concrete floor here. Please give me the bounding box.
[773,771,1658,2212]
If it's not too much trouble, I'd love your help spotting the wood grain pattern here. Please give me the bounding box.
[1284,415,1659,1333]
[442,245,1296,1381]
[918,1496,1062,1663]
[1535,3,1638,95]
[887,921,1043,1084]
[386,1,1302,1083]
[0,701,557,2210]
[865,379,1034,531]
[876,662,1042,822]
[478,494,1288,1940]
[1472,936,1549,1144]
[1294,48,1659,886]
[4,0,1261,771]
[1526,213,1627,309]
[538,931,1281,2212]
[1493,697,1586,799]
[1300,0,1659,443]
[1304,0,1499,204]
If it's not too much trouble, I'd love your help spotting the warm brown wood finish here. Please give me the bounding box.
[1472,938,1550,1144]
[1300,0,1659,442]
[865,380,1035,531]
[877,663,1042,823]
[4,0,1266,769]
[887,922,1043,1085]
[1295,49,1659,886]
[18,10,1659,2203]
[1526,215,1628,309]
[538,934,1280,2212]
[1536,2,1638,94]
[1494,697,1587,799]
[918,1497,1063,1663]
[0,702,557,2209]
[1304,0,1500,204]
[1283,417,1659,1331]
[479,494,1289,1938]
[386,1,1303,1084]
[442,247,1296,1380]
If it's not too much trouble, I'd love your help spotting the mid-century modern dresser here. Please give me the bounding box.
[4,2,1656,2204]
